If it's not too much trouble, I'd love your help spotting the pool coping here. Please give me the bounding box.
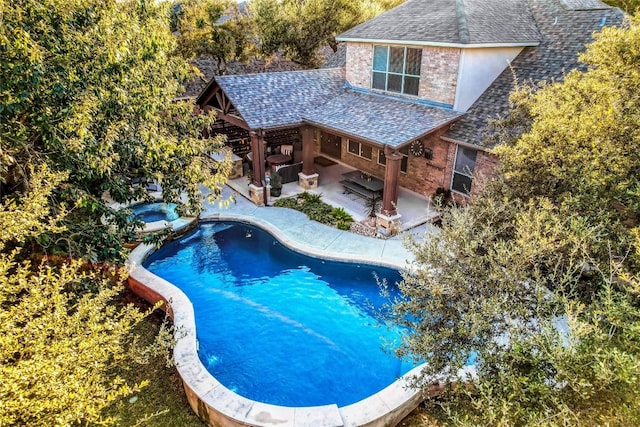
[110,198,200,237]
[127,211,426,427]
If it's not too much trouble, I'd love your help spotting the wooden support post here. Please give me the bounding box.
[299,126,319,190]
[250,130,266,188]
[381,148,402,217]
[301,126,316,176]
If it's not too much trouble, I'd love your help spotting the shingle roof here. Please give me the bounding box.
[337,0,541,46]
[303,89,463,148]
[198,68,460,147]
[444,0,624,146]
[208,69,346,130]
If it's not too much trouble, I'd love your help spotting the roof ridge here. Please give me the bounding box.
[455,0,470,44]
[214,67,344,80]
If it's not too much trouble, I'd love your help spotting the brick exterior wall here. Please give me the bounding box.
[338,136,384,178]
[345,42,460,106]
[310,128,499,203]
[345,42,372,89]
[446,142,499,203]
[418,47,460,106]
[401,129,454,197]
[319,129,456,199]
[470,150,499,197]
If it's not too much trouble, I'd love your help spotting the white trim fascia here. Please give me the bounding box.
[453,50,467,111]
[336,37,539,49]
[440,135,492,153]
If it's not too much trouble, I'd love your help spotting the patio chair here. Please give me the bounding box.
[280,144,293,156]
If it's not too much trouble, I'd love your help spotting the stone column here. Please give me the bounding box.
[377,148,403,236]
[299,125,319,190]
[249,129,267,205]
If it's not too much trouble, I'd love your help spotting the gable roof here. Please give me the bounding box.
[444,0,624,147]
[337,0,542,47]
[196,69,346,130]
[196,67,462,147]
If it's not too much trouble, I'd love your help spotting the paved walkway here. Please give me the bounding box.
[200,185,436,269]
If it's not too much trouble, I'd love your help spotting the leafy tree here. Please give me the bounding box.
[0,0,230,261]
[491,13,640,269]
[390,12,640,427]
[0,165,166,426]
[393,197,640,426]
[174,0,253,74]
[605,0,640,13]
[249,0,404,67]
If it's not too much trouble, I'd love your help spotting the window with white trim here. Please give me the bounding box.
[347,139,372,159]
[372,46,421,96]
[377,147,409,173]
[451,146,477,195]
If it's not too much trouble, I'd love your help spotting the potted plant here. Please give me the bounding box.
[270,170,282,197]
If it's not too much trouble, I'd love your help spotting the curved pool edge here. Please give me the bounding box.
[200,210,409,271]
[126,222,427,427]
[107,196,197,237]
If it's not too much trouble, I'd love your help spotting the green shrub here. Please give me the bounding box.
[273,197,297,209]
[336,220,352,230]
[299,191,323,204]
[331,207,353,222]
[273,194,350,228]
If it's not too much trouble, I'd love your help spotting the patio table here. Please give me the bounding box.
[340,170,384,200]
[266,154,292,168]
[341,170,384,192]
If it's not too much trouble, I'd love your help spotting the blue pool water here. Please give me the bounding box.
[131,202,178,223]
[143,221,416,407]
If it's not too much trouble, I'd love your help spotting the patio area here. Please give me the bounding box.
[225,156,441,233]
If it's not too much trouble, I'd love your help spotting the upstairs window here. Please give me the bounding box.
[451,146,477,195]
[372,46,421,96]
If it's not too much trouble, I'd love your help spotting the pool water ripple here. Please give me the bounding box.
[143,221,416,407]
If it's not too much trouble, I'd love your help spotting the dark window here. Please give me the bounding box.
[451,146,477,195]
[378,147,408,173]
[348,140,372,160]
[371,45,422,96]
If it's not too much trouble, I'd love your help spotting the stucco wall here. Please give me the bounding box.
[454,47,523,111]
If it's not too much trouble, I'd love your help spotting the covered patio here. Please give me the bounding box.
[195,68,461,235]
[225,156,441,232]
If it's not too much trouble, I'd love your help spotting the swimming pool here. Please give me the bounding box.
[143,221,416,407]
[131,202,179,223]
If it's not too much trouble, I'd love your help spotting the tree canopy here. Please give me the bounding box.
[1,0,229,261]
[249,0,404,67]
[391,13,640,427]
[174,0,253,74]
[0,165,167,426]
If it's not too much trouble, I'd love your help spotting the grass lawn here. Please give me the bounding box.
[102,293,205,427]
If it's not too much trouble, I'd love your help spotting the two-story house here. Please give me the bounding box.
[195,0,624,233]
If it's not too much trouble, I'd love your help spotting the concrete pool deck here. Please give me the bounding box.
[200,185,435,268]
[126,184,434,427]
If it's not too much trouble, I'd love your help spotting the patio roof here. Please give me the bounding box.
[303,89,463,148]
[196,68,346,130]
[197,68,463,148]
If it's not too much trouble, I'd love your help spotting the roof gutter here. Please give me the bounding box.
[335,37,540,49]
[440,135,493,152]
